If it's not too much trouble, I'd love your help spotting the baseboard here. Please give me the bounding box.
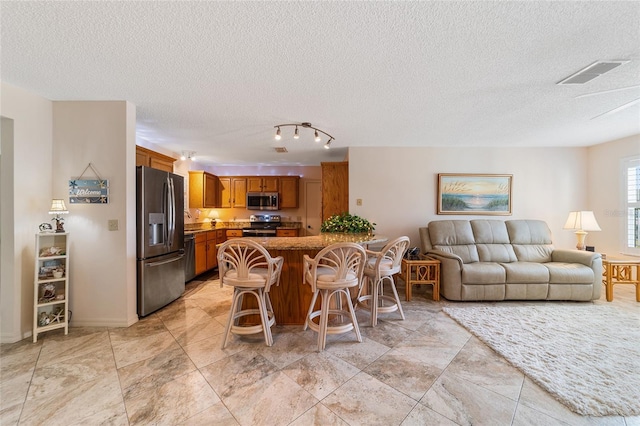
[0,330,30,344]
[70,316,137,328]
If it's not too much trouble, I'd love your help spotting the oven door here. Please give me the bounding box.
[242,228,277,237]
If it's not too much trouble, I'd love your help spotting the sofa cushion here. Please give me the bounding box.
[462,263,506,284]
[471,220,510,243]
[429,220,475,245]
[544,262,595,284]
[501,262,549,283]
[506,220,553,244]
[429,220,479,263]
[512,244,554,263]
[476,244,517,263]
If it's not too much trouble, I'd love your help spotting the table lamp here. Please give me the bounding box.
[563,211,601,250]
[208,210,220,228]
[49,199,69,233]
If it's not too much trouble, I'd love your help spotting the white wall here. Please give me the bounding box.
[349,147,590,250]
[0,82,53,342]
[52,101,137,328]
[587,135,640,257]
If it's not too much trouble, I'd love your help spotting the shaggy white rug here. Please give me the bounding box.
[443,303,640,417]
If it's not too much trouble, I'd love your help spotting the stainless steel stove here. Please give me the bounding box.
[242,214,281,237]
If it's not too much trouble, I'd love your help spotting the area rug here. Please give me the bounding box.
[442,303,640,417]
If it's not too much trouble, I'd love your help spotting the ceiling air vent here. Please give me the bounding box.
[274,147,288,153]
[557,60,630,85]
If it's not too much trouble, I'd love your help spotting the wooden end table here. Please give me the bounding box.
[400,255,440,301]
[602,259,640,302]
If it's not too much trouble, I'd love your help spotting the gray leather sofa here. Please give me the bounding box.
[419,219,602,301]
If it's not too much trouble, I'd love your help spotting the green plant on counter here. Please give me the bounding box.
[320,213,376,234]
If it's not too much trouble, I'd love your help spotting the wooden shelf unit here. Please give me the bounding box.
[33,232,70,342]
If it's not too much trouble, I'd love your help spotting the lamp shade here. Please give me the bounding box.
[563,211,601,231]
[208,210,220,220]
[48,199,68,214]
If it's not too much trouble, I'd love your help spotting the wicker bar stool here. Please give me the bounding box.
[218,239,283,348]
[357,236,409,326]
[303,242,366,351]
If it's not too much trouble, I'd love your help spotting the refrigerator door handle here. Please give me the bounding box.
[166,175,175,248]
[145,253,184,267]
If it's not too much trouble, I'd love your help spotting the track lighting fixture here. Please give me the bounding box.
[181,151,196,161]
[273,122,334,148]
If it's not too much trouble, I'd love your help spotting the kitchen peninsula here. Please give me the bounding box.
[239,233,387,325]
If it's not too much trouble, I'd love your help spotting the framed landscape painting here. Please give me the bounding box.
[437,174,512,215]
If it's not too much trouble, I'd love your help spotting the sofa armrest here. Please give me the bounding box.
[426,249,464,266]
[426,249,464,300]
[551,249,601,267]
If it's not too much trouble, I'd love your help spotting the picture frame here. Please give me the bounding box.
[437,173,512,215]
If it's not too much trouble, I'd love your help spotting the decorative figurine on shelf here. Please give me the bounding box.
[42,283,56,301]
[51,308,65,323]
[39,311,51,326]
[48,199,69,233]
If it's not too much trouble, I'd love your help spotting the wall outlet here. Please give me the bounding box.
[356,198,362,206]
[108,219,119,231]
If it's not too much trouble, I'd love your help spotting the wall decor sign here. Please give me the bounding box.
[68,163,109,204]
[437,173,512,215]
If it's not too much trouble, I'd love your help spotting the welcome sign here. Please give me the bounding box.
[68,179,109,204]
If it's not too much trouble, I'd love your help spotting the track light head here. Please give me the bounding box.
[324,138,332,149]
[272,122,334,148]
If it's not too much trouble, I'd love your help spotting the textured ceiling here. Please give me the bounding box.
[2,1,639,166]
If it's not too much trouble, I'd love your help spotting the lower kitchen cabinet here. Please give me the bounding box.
[226,229,243,239]
[276,229,299,237]
[194,229,228,276]
[194,233,207,276]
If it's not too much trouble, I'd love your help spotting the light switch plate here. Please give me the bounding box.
[356,198,362,206]
[108,219,119,231]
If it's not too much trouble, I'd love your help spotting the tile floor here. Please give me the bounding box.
[2,273,639,426]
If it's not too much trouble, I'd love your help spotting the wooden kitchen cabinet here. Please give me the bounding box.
[321,162,349,220]
[226,229,243,239]
[219,177,247,208]
[206,231,218,270]
[247,177,279,192]
[276,229,299,237]
[189,171,219,208]
[194,233,207,276]
[279,176,299,209]
[136,146,176,173]
[205,229,227,271]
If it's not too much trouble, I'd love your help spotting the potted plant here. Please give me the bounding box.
[320,213,376,235]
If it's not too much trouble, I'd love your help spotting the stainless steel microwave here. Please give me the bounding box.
[246,192,279,211]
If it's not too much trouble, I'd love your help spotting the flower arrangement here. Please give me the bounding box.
[320,213,376,234]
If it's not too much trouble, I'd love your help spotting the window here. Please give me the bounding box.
[624,156,640,255]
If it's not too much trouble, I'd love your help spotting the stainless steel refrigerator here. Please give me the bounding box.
[136,166,185,317]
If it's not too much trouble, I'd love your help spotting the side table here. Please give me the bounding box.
[602,259,640,302]
[400,255,440,301]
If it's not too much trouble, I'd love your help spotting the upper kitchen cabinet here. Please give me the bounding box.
[189,171,219,208]
[247,177,279,192]
[279,176,300,209]
[218,177,247,208]
[321,162,348,220]
[136,146,176,173]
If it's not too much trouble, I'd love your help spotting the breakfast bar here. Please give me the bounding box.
[240,234,388,325]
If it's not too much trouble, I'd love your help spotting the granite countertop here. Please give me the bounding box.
[241,234,388,250]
